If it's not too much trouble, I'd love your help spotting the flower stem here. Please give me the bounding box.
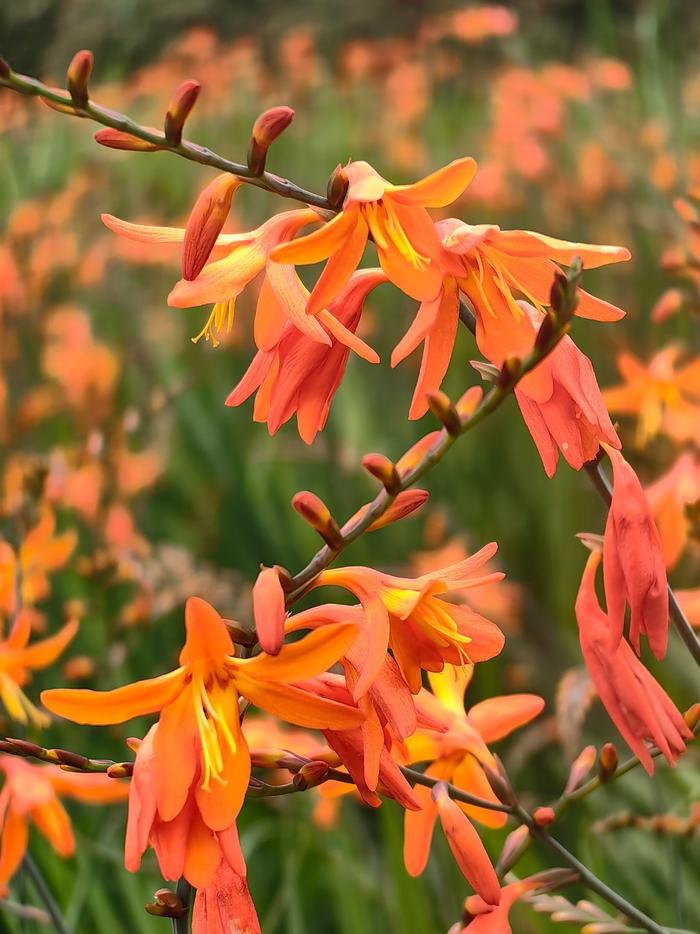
[171,878,193,934]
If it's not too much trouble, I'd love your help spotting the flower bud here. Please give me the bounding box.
[361,452,400,493]
[598,742,618,782]
[182,173,240,280]
[164,79,201,144]
[292,491,343,549]
[253,566,286,656]
[0,58,10,80]
[327,164,350,210]
[66,49,93,107]
[106,762,133,778]
[94,128,162,151]
[532,806,555,827]
[497,357,522,391]
[495,824,529,875]
[549,260,581,323]
[145,888,188,919]
[684,702,700,732]
[366,489,429,531]
[247,106,294,175]
[426,390,461,436]
[293,760,331,790]
[564,744,596,794]
[455,385,483,420]
[534,309,558,352]
[1,738,44,759]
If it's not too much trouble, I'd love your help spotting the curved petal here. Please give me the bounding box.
[41,668,186,725]
[306,213,369,316]
[236,676,363,730]
[391,157,477,208]
[271,208,359,265]
[467,694,545,744]
[236,622,358,683]
[101,213,185,243]
[19,619,79,670]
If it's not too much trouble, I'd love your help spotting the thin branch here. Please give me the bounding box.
[22,853,70,934]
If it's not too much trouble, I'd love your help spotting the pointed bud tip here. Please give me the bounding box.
[182,173,239,280]
[66,50,93,106]
[426,391,461,436]
[361,452,400,492]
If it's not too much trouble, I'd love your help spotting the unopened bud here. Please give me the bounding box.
[292,491,343,549]
[496,824,529,875]
[49,748,92,770]
[549,259,581,323]
[247,106,294,175]
[361,452,401,493]
[182,173,239,280]
[1,738,44,759]
[106,762,133,778]
[455,385,483,420]
[0,58,10,80]
[366,489,429,531]
[293,760,331,790]
[564,745,596,794]
[684,702,700,732]
[327,164,350,210]
[426,391,461,436]
[145,888,188,919]
[164,79,201,144]
[66,50,93,107]
[497,357,523,391]
[94,128,162,151]
[481,757,516,807]
[534,310,558,352]
[533,806,555,827]
[598,743,618,782]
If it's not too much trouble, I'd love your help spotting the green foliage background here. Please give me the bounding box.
[1,0,699,931]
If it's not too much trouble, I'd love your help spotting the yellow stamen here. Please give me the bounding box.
[191,298,236,347]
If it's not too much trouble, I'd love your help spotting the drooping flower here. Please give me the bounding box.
[271,158,477,312]
[42,596,362,889]
[511,303,620,476]
[102,208,320,346]
[192,858,261,934]
[602,444,668,659]
[401,665,543,877]
[459,875,562,933]
[0,609,78,727]
[575,552,691,773]
[0,756,128,896]
[225,269,385,442]
[603,346,700,447]
[312,545,505,698]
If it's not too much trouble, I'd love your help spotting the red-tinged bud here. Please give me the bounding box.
[432,782,501,907]
[0,58,10,80]
[598,743,618,782]
[481,757,516,807]
[549,260,581,323]
[2,738,44,759]
[253,566,286,655]
[366,489,429,531]
[564,744,596,794]
[94,127,163,151]
[247,106,294,175]
[534,309,558,352]
[145,889,188,919]
[455,385,483,420]
[361,452,400,493]
[106,762,133,778]
[182,173,240,280]
[293,760,331,790]
[327,164,350,210]
[49,748,94,770]
[426,390,461,436]
[684,702,700,731]
[66,49,93,107]
[164,79,201,144]
[533,806,555,827]
[292,491,343,549]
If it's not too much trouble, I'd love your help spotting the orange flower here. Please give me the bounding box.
[225,269,384,442]
[271,158,477,312]
[575,552,691,773]
[102,208,319,346]
[645,452,700,569]
[0,610,78,727]
[312,545,505,698]
[603,346,700,446]
[41,597,361,888]
[0,756,127,896]
[401,666,543,877]
[192,858,260,934]
[602,444,668,659]
[435,217,629,379]
[460,876,555,933]
[512,303,619,476]
[0,511,77,616]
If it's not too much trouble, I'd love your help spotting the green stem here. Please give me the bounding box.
[171,878,193,934]
[23,853,70,934]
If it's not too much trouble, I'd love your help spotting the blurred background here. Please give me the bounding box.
[1,0,700,931]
